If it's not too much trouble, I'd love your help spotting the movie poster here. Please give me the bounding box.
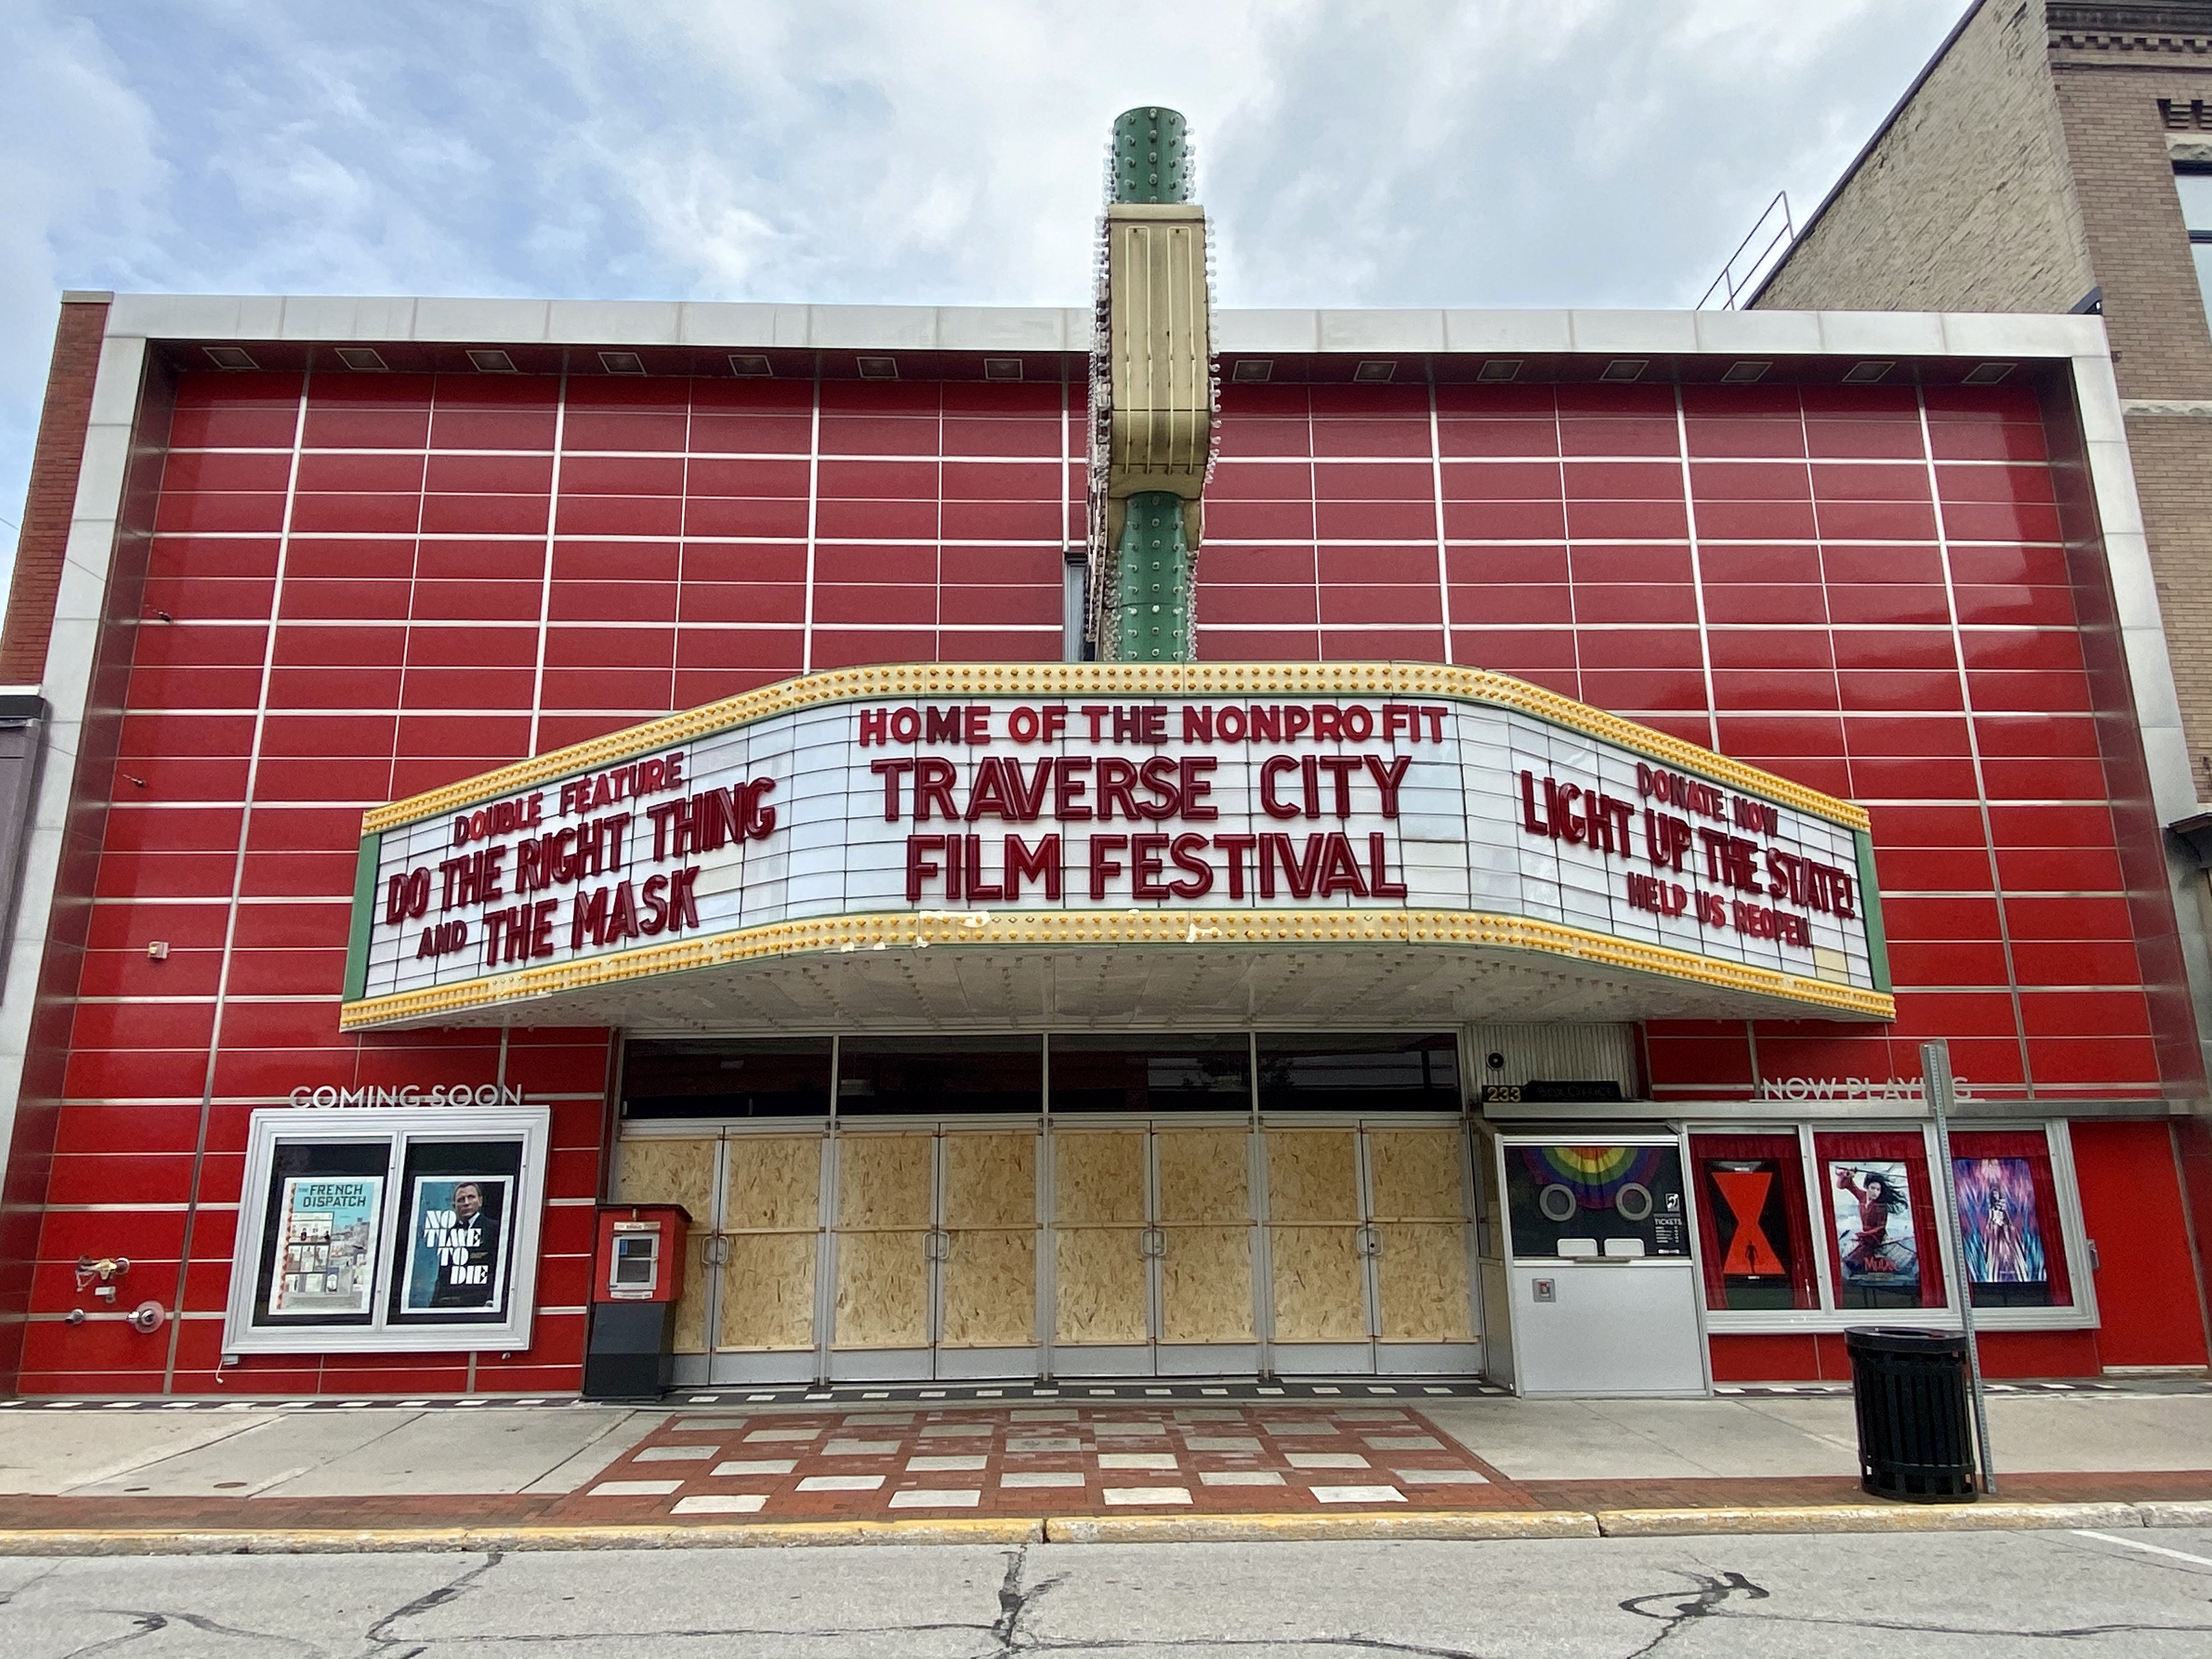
[266,1176,382,1317]
[1701,1158,1798,1308]
[398,1175,513,1316]
[1827,1159,1919,1297]
[1953,1156,2048,1292]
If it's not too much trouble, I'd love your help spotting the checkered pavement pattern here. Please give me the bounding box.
[566,1404,1511,1519]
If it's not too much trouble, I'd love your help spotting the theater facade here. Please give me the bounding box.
[3,127,2209,1395]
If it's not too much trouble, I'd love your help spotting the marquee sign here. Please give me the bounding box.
[340,664,1892,1029]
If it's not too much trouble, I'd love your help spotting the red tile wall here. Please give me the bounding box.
[30,367,1074,1395]
[29,363,2187,1391]
[1200,377,2180,1115]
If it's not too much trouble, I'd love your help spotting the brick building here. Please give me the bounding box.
[0,109,2205,1400]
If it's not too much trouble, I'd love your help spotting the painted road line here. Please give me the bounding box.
[2073,1529,2212,1568]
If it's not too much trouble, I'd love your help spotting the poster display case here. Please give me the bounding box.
[223,1106,550,1355]
[1684,1120,2092,1334]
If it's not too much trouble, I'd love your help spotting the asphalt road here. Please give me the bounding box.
[2,1527,2209,1657]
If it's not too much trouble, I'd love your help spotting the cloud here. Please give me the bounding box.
[0,0,1970,551]
[0,3,166,529]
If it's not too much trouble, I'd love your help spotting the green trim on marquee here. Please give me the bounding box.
[1854,825,1892,997]
[343,831,380,1003]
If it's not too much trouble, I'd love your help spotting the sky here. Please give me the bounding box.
[0,0,1972,545]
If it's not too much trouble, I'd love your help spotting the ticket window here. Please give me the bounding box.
[1496,1136,1708,1397]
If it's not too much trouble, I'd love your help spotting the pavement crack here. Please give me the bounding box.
[0,1556,65,1607]
[1618,1564,2212,1650]
[1618,1569,1769,1658]
[986,1541,1069,1656]
[360,1550,506,1652]
[65,1609,331,1658]
[56,1612,167,1659]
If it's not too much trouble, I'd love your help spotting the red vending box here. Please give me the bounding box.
[584,1204,691,1398]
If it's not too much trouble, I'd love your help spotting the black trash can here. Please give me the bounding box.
[1844,1326,1978,1502]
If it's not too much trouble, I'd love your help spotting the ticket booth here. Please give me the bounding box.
[584,1204,691,1399]
[1496,1136,1710,1397]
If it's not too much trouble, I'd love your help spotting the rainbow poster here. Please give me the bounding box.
[1517,1143,1668,1211]
[1505,1141,1689,1258]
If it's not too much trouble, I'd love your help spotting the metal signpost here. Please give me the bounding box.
[1922,1039,1998,1495]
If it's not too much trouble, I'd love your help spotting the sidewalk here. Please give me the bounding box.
[1,1382,2207,1549]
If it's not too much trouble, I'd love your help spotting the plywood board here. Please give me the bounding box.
[1266,1131,1359,1224]
[1156,1129,1250,1223]
[836,1133,933,1230]
[832,1229,930,1348]
[943,1132,1035,1229]
[1375,1222,1473,1341]
[724,1135,821,1231]
[670,1234,709,1354]
[1053,1227,1149,1345]
[1159,1224,1253,1342]
[1365,1129,1468,1222]
[1269,1226,1369,1342]
[940,1229,1037,1347]
[1053,1132,1146,1226]
[615,1138,716,1220]
[718,1231,818,1351]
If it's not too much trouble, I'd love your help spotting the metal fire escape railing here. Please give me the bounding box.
[1697,191,1795,312]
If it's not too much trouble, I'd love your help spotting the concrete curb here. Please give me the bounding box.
[0,1519,1045,1555]
[0,1500,2200,1554]
[1595,1502,2145,1538]
[1043,1510,1599,1544]
[2138,1501,2212,1528]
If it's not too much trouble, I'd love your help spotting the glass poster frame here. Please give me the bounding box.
[1684,1119,2093,1335]
[223,1105,550,1356]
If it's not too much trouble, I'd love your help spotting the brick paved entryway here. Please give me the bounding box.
[558,1403,1518,1521]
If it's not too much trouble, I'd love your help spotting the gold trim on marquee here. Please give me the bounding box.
[337,907,1895,1030]
[359,661,1871,837]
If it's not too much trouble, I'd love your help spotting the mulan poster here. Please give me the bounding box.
[1827,1159,1919,1305]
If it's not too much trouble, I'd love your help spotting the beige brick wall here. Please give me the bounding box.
[2050,52,2212,394]
[2048,45,2212,788]
[1758,0,2093,314]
